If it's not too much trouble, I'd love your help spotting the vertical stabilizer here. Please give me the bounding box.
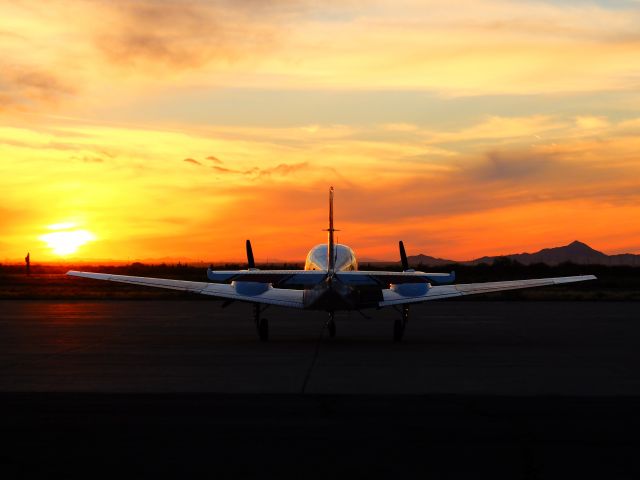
[327,186,336,272]
[399,241,409,271]
[246,239,256,269]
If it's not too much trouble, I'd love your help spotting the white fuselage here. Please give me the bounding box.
[304,244,358,272]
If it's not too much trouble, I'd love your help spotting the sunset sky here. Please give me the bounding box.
[2,0,640,263]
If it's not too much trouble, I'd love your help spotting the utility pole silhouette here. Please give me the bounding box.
[25,252,30,275]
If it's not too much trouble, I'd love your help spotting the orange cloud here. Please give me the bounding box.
[0,65,76,111]
[183,158,202,166]
[2,0,640,116]
[2,1,640,262]
[92,1,285,71]
[2,113,639,261]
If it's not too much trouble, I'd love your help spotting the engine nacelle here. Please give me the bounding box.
[390,282,430,297]
[232,281,270,295]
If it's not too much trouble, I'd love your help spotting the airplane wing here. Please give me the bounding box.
[379,275,597,306]
[336,270,455,285]
[207,269,327,286]
[207,268,455,286]
[66,271,305,308]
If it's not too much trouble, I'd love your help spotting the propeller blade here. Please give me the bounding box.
[399,240,409,271]
[246,239,256,269]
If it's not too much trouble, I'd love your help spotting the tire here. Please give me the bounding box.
[328,320,336,338]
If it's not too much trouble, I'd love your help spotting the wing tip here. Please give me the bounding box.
[571,274,598,282]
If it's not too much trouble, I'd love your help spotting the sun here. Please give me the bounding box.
[40,223,95,256]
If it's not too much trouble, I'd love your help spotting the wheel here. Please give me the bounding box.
[327,319,336,338]
[258,317,269,342]
[393,318,404,342]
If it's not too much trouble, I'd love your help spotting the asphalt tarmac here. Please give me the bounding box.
[2,300,640,478]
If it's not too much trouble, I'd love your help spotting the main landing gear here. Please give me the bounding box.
[326,311,336,338]
[252,305,408,342]
[253,303,269,342]
[393,305,409,342]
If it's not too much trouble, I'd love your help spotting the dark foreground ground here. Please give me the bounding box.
[1,301,640,478]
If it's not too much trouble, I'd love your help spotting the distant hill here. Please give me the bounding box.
[407,241,640,266]
[364,254,455,268]
[402,254,455,267]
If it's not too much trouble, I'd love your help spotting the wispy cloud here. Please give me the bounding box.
[256,162,308,177]
[79,155,105,163]
[213,165,238,174]
[92,1,282,71]
[0,66,76,110]
[468,150,556,182]
[210,161,309,178]
[183,158,202,166]
[0,0,300,113]
[2,0,640,116]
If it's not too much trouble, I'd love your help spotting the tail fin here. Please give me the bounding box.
[327,186,336,272]
[246,239,256,269]
[399,240,409,271]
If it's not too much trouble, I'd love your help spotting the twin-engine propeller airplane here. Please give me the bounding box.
[68,188,596,341]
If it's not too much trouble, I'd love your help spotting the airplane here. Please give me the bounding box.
[68,187,596,341]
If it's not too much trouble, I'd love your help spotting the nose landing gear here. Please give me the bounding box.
[326,311,336,338]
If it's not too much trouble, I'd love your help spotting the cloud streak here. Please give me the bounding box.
[183,158,202,166]
[209,161,309,178]
[0,66,76,111]
[2,0,640,116]
[92,1,281,70]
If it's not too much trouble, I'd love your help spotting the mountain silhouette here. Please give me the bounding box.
[402,254,454,267]
[407,241,640,266]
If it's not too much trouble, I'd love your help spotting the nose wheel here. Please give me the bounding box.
[327,312,336,338]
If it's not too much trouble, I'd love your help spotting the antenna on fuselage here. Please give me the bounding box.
[325,186,338,273]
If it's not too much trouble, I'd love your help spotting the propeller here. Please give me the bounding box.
[399,240,409,271]
[246,239,256,269]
